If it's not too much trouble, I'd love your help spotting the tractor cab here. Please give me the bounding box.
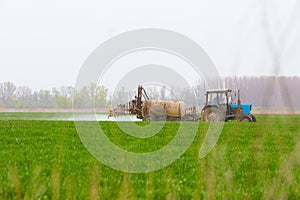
[205,89,232,105]
[202,89,256,122]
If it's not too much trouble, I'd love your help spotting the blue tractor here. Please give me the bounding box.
[201,89,256,122]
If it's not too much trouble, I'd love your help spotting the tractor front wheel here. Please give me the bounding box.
[250,114,257,122]
[240,115,253,122]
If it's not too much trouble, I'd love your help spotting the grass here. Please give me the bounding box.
[0,114,300,199]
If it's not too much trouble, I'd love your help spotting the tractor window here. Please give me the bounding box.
[207,92,227,104]
[208,93,217,104]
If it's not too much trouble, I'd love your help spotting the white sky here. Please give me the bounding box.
[0,0,300,91]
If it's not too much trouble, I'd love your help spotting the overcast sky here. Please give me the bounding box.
[1,0,300,91]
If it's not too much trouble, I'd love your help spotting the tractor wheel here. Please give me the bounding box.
[203,107,225,122]
[240,115,253,122]
[250,114,257,122]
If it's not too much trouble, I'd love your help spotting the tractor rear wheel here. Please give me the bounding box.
[203,107,225,122]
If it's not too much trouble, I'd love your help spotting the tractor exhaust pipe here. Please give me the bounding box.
[237,89,241,110]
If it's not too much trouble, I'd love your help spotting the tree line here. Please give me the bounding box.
[0,82,109,109]
[0,76,299,109]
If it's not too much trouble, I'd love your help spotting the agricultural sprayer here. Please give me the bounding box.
[109,85,256,122]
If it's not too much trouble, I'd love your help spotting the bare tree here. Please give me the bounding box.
[0,82,16,105]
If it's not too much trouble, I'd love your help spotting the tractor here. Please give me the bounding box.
[201,89,256,122]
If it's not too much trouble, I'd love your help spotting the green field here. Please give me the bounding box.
[1,114,300,199]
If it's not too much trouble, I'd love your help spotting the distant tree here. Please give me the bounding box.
[0,82,16,107]
[38,89,52,108]
[95,86,108,108]
[16,86,32,108]
[112,86,133,107]
[73,86,90,108]
[50,88,58,108]
[57,86,73,108]
[160,86,166,100]
[87,83,97,107]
